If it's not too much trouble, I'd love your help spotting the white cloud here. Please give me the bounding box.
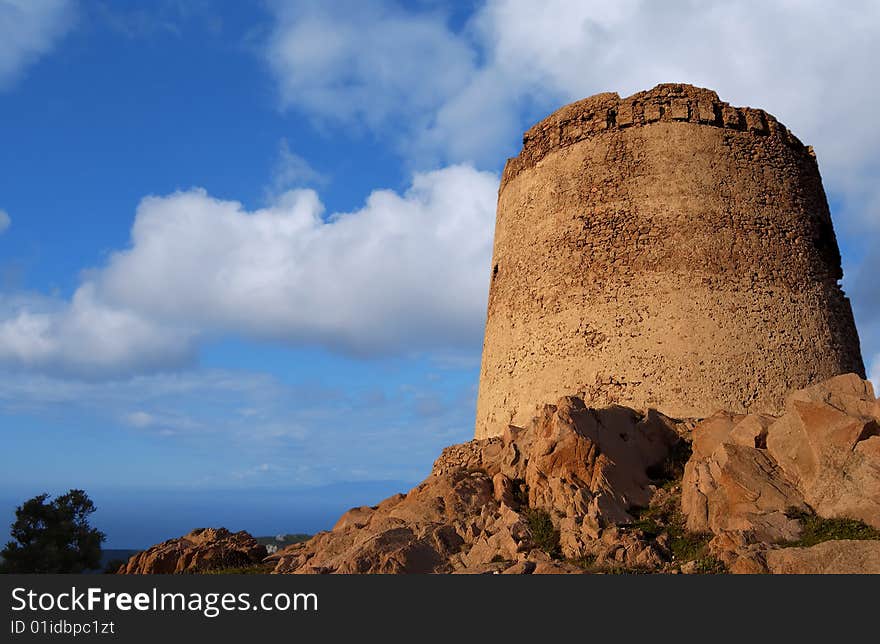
[0,367,296,441]
[0,365,475,485]
[265,138,326,200]
[99,164,496,354]
[0,0,75,89]
[0,165,497,376]
[0,209,10,234]
[0,368,281,411]
[122,408,203,435]
[0,286,195,377]
[266,0,476,133]
[124,410,155,428]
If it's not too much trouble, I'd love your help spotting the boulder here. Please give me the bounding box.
[683,441,805,541]
[766,377,880,528]
[682,415,805,542]
[766,540,880,574]
[681,374,880,570]
[507,399,681,538]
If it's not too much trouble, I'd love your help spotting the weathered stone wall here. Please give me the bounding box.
[475,83,865,439]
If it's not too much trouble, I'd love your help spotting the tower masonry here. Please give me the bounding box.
[475,83,865,439]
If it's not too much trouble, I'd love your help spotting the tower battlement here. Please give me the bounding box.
[503,83,805,187]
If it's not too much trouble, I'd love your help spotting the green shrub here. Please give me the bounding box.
[602,565,653,575]
[668,528,713,563]
[567,554,597,570]
[524,509,560,557]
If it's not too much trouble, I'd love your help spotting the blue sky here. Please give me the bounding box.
[1,1,879,547]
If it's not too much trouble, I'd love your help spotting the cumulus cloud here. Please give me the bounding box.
[264,0,880,365]
[266,0,476,134]
[0,0,75,89]
[0,209,10,234]
[0,165,497,376]
[0,287,196,378]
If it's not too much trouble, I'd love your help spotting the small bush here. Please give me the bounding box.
[524,509,560,557]
[630,516,662,539]
[668,529,713,562]
[628,483,726,573]
[602,565,653,575]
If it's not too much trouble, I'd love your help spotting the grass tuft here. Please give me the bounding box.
[203,563,274,575]
[782,508,880,548]
[628,484,724,573]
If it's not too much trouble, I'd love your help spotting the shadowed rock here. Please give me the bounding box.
[118,528,266,574]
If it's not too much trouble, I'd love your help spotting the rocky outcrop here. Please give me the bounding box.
[118,528,266,574]
[766,541,880,574]
[682,412,806,543]
[268,397,686,574]
[766,375,880,528]
[681,374,880,572]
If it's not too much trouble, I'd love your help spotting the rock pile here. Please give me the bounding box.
[268,397,690,574]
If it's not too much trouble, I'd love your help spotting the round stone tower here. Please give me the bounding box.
[475,83,865,439]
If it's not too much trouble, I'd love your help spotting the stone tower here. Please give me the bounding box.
[475,83,865,440]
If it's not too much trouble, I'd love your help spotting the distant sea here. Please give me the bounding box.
[1,480,416,550]
[89,549,141,574]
